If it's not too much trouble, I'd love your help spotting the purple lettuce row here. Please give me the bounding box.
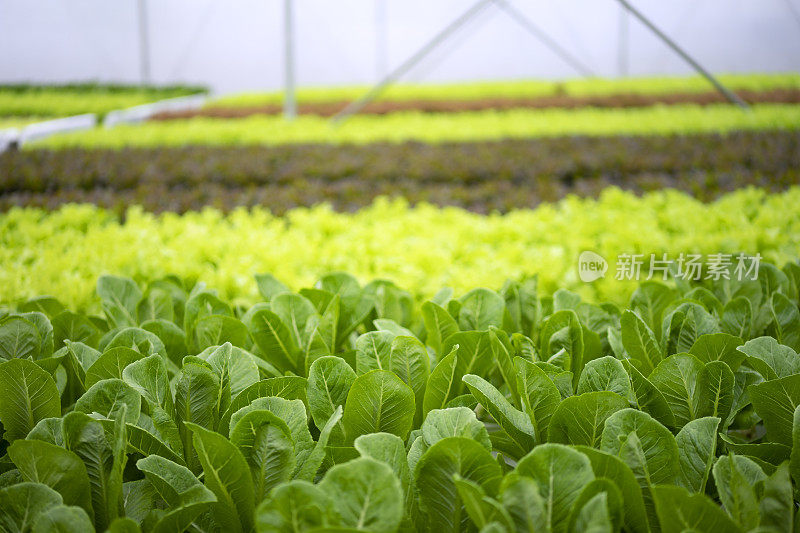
[1,130,797,214]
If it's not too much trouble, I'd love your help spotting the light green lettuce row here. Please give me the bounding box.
[0,85,206,118]
[28,103,800,149]
[212,72,800,106]
[2,187,799,312]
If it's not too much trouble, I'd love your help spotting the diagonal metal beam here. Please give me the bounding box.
[331,0,495,124]
[783,0,800,33]
[616,0,748,109]
[167,0,217,79]
[491,0,595,78]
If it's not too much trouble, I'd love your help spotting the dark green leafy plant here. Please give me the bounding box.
[1,261,800,532]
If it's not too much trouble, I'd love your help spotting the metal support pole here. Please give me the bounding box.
[618,3,628,76]
[491,0,595,78]
[616,0,748,109]
[332,0,494,123]
[136,0,151,84]
[284,0,297,120]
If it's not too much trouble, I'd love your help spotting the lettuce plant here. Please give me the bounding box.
[26,104,800,150]
[0,84,206,118]
[2,188,800,312]
[2,131,797,215]
[211,73,800,107]
[0,262,799,532]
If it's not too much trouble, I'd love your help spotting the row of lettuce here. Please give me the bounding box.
[0,83,206,119]
[2,74,796,118]
[213,72,800,106]
[2,187,800,312]
[2,131,797,214]
[1,259,800,532]
[20,104,800,149]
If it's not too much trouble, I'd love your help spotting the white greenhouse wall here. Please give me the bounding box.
[1,0,799,95]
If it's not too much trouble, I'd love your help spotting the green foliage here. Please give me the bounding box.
[3,131,797,216]
[210,73,800,107]
[3,188,800,313]
[0,83,206,118]
[0,358,61,442]
[25,104,800,150]
[0,265,798,532]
